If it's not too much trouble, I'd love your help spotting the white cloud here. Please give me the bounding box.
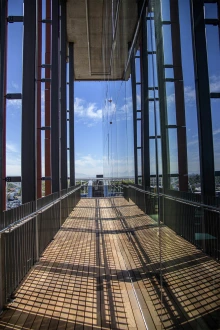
[187,139,198,146]
[7,99,22,108]
[6,143,21,176]
[6,143,18,153]
[74,98,102,122]
[213,128,220,136]
[75,154,103,176]
[210,75,220,92]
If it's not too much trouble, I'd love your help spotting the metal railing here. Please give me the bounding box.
[123,184,220,262]
[0,185,81,310]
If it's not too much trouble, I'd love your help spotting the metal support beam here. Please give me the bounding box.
[0,234,6,311]
[141,8,150,190]
[154,0,170,191]
[60,0,67,189]
[45,0,52,195]
[0,0,7,212]
[191,0,215,197]
[170,0,188,192]
[131,48,138,185]
[21,0,37,204]
[69,42,75,187]
[37,0,42,199]
[51,0,60,193]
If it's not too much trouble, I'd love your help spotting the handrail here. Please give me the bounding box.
[122,184,220,213]
[1,185,81,234]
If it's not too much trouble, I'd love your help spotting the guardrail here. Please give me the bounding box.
[0,185,81,311]
[122,184,220,262]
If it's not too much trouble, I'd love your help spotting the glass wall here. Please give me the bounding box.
[102,78,135,182]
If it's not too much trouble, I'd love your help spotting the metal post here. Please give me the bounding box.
[141,9,150,190]
[0,0,7,212]
[170,0,188,192]
[154,0,170,191]
[45,0,52,196]
[190,0,215,197]
[51,0,60,193]
[130,48,138,185]
[60,0,67,189]
[21,0,37,204]
[0,233,6,311]
[37,0,42,199]
[69,42,75,187]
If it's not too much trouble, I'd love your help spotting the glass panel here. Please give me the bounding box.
[8,0,23,15]
[162,25,173,64]
[136,84,141,109]
[150,139,156,175]
[168,128,178,175]
[137,120,141,148]
[137,111,141,119]
[161,0,170,21]
[135,57,141,83]
[149,89,159,98]
[206,25,220,92]
[211,99,220,172]
[7,23,23,93]
[166,82,176,125]
[149,102,155,136]
[165,68,174,79]
[137,148,142,177]
[170,176,179,191]
[204,3,218,19]
[6,100,22,177]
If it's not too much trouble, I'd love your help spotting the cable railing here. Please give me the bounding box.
[0,185,81,310]
[122,184,220,262]
[77,178,127,197]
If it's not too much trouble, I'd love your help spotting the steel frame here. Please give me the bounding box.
[21,0,37,204]
[51,0,60,193]
[141,6,150,190]
[45,0,52,196]
[37,0,42,199]
[130,48,138,185]
[170,0,188,192]
[0,0,7,212]
[154,0,170,191]
[190,0,215,198]
[60,0,67,189]
[69,42,75,187]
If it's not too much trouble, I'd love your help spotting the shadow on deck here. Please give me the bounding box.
[0,197,220,329]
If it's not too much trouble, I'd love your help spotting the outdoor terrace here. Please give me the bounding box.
[0,197,219,329]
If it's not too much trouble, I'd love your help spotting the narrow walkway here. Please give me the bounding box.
[0,198,219,329]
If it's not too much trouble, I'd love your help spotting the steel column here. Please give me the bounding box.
[0,0,7,212]
[60,0,67,189]
[141,10,150,190]
[21,0,37,204]
[37,0,42,199]
[170,0,188,192]
[191,0,215,197]
[0,234,6,311]
[130,49,138,185]
[45,0,52,195]
[154,0,170,191]
[69,42,75,187]
[51,0,60,193]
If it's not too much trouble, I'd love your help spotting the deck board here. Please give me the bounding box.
[0,197,220,329]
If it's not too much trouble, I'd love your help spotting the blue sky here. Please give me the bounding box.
[5,0,220,181]
[6,0,106,178]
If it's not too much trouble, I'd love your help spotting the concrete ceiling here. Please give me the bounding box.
[66,0,138,81]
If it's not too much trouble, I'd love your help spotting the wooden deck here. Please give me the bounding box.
[0,197,219,329]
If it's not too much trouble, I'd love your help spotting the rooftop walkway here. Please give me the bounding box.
[0,197,219,329]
